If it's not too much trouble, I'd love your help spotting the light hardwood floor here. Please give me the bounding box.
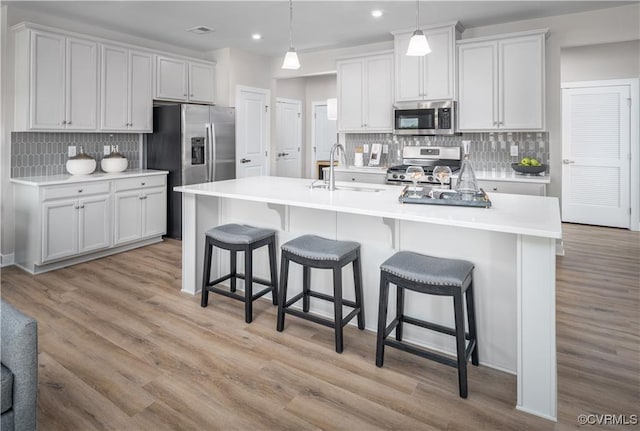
[1,223,638,430]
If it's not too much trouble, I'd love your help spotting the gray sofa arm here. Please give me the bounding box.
[1,300,38,431]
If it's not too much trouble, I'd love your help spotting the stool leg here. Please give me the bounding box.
[353,251,365,330]
[230,251,237,292]
[244,247,253,324]
[376,273,390,367]
[302,266,311,312]
[276,254,289,332]
[396,285,405,341]
[333,267,344,353]
[201,239,212,308]
[454,291,468,398]
[268,239,278,306]
[465,281,479,366]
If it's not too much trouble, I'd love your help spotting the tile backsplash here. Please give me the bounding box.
[11,132,141,178]
[344,132,550,173]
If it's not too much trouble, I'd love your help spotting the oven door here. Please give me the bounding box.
[394,108,436,135]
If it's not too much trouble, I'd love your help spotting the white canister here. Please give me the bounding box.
[354,152,364,167]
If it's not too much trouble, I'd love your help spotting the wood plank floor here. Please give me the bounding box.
[1,223,638,430]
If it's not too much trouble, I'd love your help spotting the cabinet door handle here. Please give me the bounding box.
[492,187,498,191]
[74,205,80,209]
[141,182,146,186]
[183,93,188,97]
[562,159,575,164]
[62,121,67,125]
[80,204,85,209]
[190,93,194,97]
[67,121,72,125]
[78,189,83,193]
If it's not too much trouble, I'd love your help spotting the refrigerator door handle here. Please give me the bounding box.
[204,123,211,182]
[209,122,216,182]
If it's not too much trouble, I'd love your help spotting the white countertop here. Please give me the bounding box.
[10,169,168,186]
[175,176,561,239]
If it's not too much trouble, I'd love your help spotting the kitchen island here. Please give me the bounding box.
[176,176,561,421]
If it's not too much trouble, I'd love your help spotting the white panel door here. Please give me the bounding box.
[78,195,110,253]
[562,85,631,228]
[113,192,142,245]
[499,35,544,130]
[313,104,337,167]
[337,59,364,131]
[394,32,422,102]
[42,199,78,262]
[129,50,153,132]
[66,37,98,130]
[275,99,302,178]
[236,86,270,178]
[458,41,498,131]
[101,44,129,131]
[156,56,188,101]
[30,30,65,130]
[142,188,167,238]
[189,62,215,103]
[365,55,393,131]
[423,27,454,100]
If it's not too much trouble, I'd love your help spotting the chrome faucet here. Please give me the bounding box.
[328,143,345,191]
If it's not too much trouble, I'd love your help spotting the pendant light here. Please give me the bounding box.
[282,0,301,69]
[406,0,431,56]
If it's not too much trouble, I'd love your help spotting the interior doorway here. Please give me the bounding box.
[275,98,302,178]
[311,101,337,179]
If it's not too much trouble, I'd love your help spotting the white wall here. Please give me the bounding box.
[561,40,640,82]
[461,3,640,201]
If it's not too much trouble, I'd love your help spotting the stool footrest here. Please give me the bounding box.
[285,308,335,328]
[384,317,400,338]
[308,291,357,308]
[252,286,275,301]
[402,316,456,337]
[205,286,246,302]
[207,274,233,288]
[341,308,361,326]
[465,339,477,362]
[384,339,458,368]
[285,292,305,308]
[235,274,274,287]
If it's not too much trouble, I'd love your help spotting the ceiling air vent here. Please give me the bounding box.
[187,26,215,35]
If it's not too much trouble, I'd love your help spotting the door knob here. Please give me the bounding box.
[562,159,575,164]
[240,158,251,163]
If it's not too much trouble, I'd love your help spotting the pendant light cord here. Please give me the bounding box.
[415,0,420,30]
[289,0,294,49]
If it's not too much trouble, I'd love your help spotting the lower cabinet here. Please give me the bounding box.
[114,186,166,245]
[478,180,546,196]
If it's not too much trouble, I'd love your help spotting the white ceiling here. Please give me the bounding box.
[6,1,636,57]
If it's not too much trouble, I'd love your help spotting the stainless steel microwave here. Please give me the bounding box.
[393,100,457,135]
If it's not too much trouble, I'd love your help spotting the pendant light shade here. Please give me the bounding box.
[406,0,431,56]
[282,0,301,70]
[406,30,431,56]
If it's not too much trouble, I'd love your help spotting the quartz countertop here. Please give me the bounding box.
[10,169,168,186]
[175,176,561,239]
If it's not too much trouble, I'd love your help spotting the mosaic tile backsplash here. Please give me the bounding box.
[344,132,550,173]
[11,132,141,178]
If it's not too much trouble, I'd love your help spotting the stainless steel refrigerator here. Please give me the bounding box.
[146,104,235,239]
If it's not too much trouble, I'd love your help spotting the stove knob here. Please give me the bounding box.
[399,175,406,180]
[392,174,398,179]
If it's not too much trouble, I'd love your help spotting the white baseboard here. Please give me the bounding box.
[0,253,15,268]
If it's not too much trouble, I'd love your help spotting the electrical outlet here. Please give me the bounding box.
[510,144,519,157]
[68,145,76,157]
[382,144,389,154]
[363,144,370,154]
[104,145,111,155]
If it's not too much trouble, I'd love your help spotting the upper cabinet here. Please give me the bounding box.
[393,23,461,102]
[155,56,215,104]
[101,44,153,132]
[337,52,394,133]
[14,27,98,131]
[457,30,547,131]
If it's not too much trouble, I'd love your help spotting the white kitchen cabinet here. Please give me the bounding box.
[479,180,546,196]
[393,24,460,102]
[13,26,98,131]
[101,44,153,132]
[337,52,393,133]
[458,30,546,131]
[155,55,215,103]
[12,172,167,274]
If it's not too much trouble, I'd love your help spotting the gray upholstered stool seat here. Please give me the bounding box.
[1,365,13,415]
[201,224,278,323]
[376,251,478,399]
[206,223,276,245]
[277,235,365,353]
[281,235,360,261]
[380,251,473,287]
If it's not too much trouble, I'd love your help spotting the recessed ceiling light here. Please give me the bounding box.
[187,26,215,35]
[252,33,262,40]
[371,10,383,18]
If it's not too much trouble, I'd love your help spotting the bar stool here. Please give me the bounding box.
[375,251,479,398]
[201,223,278,323]
[277,235,365,353]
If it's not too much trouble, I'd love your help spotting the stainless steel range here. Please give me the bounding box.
[386,146,461,187]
